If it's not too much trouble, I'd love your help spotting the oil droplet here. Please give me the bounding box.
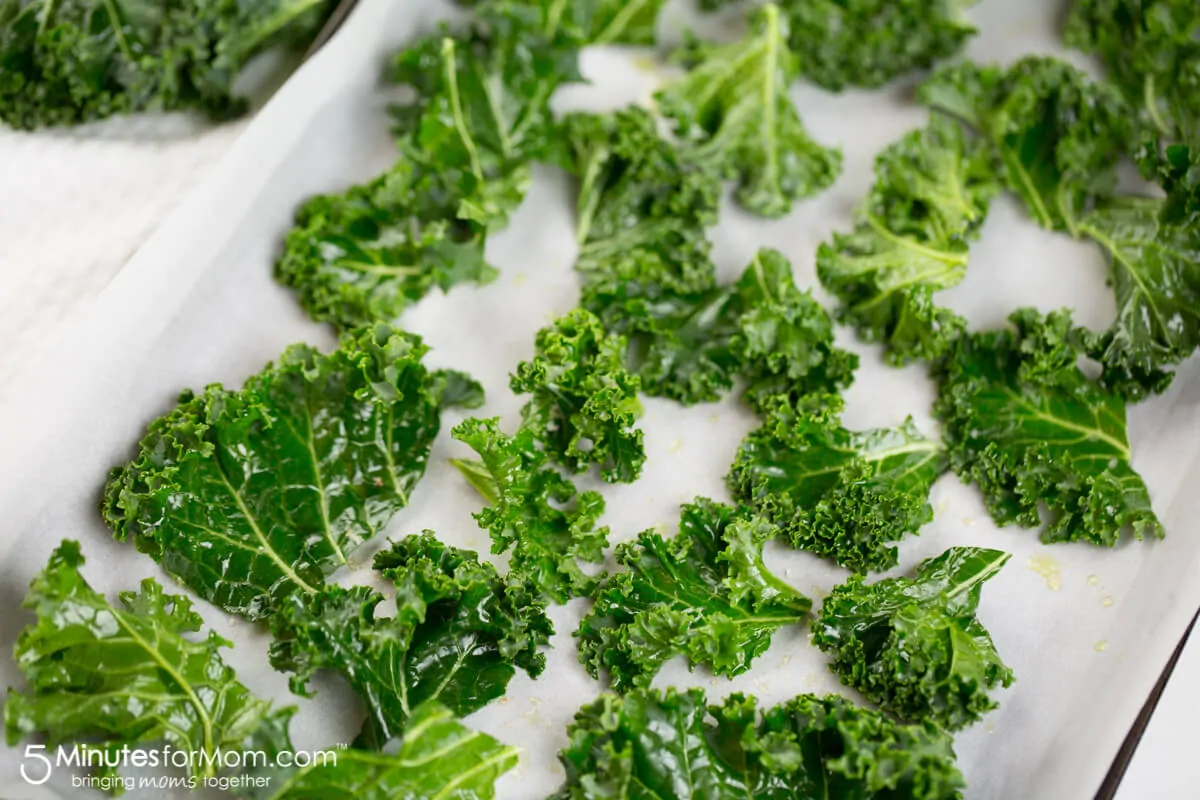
[1086,574,1100,587]
[710,678,720,686]
[632,55,659,74]
[708,413,720,425]
[499,696,509,704]
[668,438,683,453]
[933,499,950,516]
[1028,555,1062,591]
[781,655,792,666]
[512,272,528,286]
[1095,640,1108,652]
[961,517,975,527]
[1102,595,1115,607]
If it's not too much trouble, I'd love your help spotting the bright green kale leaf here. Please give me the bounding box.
[0,0,335,129]
[247,702,516,800]
[268,532,551,749]
[554,687,966,799]
[276,158,497,330]
[919,57,1134,234]
[512,308,646,483]
[576,498,809,691]
[5,541,293,784]
[656,4,843,218]
[729,395,946,573]
[391,7,581,228]
[1077,198,1200,398]
[782,0,977,91]
[102,324,483,620]
[934,308,1163,545]
[464,0,667,45]
[817,116,1002,364]
[450,417,609,602]
[1064,0,1200,144]
[814,547,1012,731]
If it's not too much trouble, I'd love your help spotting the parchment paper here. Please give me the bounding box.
[1,1,1198,799]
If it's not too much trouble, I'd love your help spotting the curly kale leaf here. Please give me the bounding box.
[1077,197,1200,398]
[782,0,977,91]
[465,0,667,45]
[555,687,966,800]
[268,533,551,749]
[814,547,1013,731]
[920,57,1134,234]
[729,396,946,573]
[934,308,1163,545]
[1064,0,1200,144]
[656,4,843,218]
[512,308,646,483]
[102,324,483,620]
[247,702,516,800]
[450,417,609,602]
[0,0,335,129]
[390,8,581,229]
[1157,140,1200,227]
[5,542,294,784]
[818,116,1002,364]
[276,158,498,330]
[576,498,809,691]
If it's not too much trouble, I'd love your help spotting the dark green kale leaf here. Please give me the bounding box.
[1076,197,1200,398]
[5,541,294,784]
[933,308,1163,545]
[268,532,551,749]
[1156,140,1200,227]
[782,0,977,91]
[558,107,722,299]
[0,0,335,129]
[102,324,483,620]
[275,157,498,330]
[246,702,516,800]
[554,687,966,799]
[512,308,646,483]
[391,7,582,229]
[450,417,609,602]
[814,547,1013,731]
[919,57,1134,234]
[729,395,947,573]
[656,4,843,218]
[1064,0,1200,144]
[818,116,1002,364]
[576,498,810,691]
[463,0,668,45]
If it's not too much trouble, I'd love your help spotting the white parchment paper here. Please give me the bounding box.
[1,1,1198,799]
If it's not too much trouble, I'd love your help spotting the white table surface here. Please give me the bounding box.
[0,58,1195,800]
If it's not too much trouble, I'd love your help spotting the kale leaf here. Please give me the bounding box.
[919,57,1133,234]
[729,394,947,573]
[102,324,483,620]
[0,0,335,129]
[450,417,609,602]
[268,532,551,749]
[275,157,497,330]
[247,702,516,800]
[934,308,1163,545]
[817,116,1002,364]
[814,547,1013,731]
[5,541,293,784]
[657,4,843,218]
[1077,198,1200,398]
[555,687,966,799]
[576,498,810,691]
[1157,140,1200,227]
[512,308,646,483]
[463,0,667,45]
[783,0,978,91]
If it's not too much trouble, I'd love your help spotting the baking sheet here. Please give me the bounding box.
[1,1,1199,798]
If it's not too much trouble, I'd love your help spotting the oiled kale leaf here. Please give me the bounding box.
[5,542,293,784]
[657,4,843,217]
[464,0,668,45]
[729,395,947,573]
[0,0,335,129]
[934,308,1163,545]
[268,533,551,749]
[783,0,978,91]
[814,547,1013,731]
[818,116,1002,364]
[451,417,609,602]
[555,687,966,799]
[102,324,482,620]
[576,498,810,691]
[512,308,646,483]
